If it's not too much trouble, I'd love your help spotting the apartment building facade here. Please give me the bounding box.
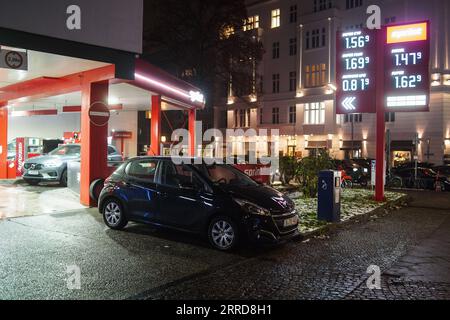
[213,0,450,166]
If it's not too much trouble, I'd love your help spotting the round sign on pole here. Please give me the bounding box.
[5,51,24,69]
[89,101,110,126]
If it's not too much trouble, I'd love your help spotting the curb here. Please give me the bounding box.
[298,193,411,241]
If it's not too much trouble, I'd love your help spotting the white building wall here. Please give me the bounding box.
[215,0,450,165]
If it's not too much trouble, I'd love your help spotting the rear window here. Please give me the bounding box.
[108,146,117,155]
[126,160,158,181]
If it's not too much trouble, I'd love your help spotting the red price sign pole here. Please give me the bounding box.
[375,29,386,202]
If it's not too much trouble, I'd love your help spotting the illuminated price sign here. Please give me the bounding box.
[336,29,378,114]
[385,21,430,112]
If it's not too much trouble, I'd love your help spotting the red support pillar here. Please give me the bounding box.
[375,28,386,202]
[80,81,109,206]
[149,95,161,156]
[188,109,196,157]
[0,103,8,179]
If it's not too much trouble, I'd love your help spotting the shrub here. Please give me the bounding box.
[295,150,333,198]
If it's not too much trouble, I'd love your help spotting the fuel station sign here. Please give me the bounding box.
[385,21,430,112]
[336,29,378,114]
[336,21,430,114]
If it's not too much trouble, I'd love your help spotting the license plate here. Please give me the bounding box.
[284,216,298,227]
[28,170,39,176]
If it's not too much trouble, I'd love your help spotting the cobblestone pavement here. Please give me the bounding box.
[133,191,450,300]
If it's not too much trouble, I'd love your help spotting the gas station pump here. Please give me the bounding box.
[15,137,43,177]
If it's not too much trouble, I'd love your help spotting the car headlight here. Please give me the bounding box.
[353,168,358,172]
[45,161,62,168]
[234,198,270,216]
[363,168,368,173]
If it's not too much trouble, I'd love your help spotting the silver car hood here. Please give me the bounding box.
[24,154,80,164]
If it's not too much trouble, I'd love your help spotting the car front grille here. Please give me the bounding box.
[24,163,44,170]
[272,211,299,235]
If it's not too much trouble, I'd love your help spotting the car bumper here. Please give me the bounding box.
[245,212,300,244]
[23,168,62,182]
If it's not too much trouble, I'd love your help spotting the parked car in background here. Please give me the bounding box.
[394,167,450,191]
[433,165,450,179]
[332,159,369,187]
[98,157,299,251]
[22,144,122,186]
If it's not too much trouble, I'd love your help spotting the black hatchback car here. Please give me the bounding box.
[98,157,299,251]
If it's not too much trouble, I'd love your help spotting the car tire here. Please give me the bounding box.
[25,179,39,186]
[89,179,105,203]
[102,198,128,230]
[208,216,239,251]
[59,169,68,187]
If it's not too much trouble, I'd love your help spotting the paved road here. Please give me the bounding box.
[0,190,449,300]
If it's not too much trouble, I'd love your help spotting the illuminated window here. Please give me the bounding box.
[272,107,280,124]
[271,9,280,28]
[244,15,260,31]
[304,102,325,125]
[222,26,235,39]
[305,64,327,87]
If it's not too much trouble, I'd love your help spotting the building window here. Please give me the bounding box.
[272,73,280,93]
[289,106,297,124]
[272,42,280,59]
[314,0,333,12]
[289,37,297,56]
[385,112,396,123]
[289,5,297,23]
[346,0,363,9]
[304,102,325,125]
[260,108,263,124]
[322,28,326,47]
[271,9,281,28]
[344,113,363,123]
[243,15,260,31]
[306,31,310,50]
[305,64,327,87]
[289,71,297,92]
[307,28,326,50]
[235,109,251,127]
[272,107,280,124]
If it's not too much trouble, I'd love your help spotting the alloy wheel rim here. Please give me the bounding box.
[211,220,234,249]
[105,202,121,226]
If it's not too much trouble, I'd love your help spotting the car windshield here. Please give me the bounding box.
[49,145,80,156]
[195,164,258,187]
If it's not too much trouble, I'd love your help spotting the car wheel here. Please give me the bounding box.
[102,199,128,230]
[25,179,39,186]
[89,179,105,203]
[208,216,239,251]
[59,170,68,187]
